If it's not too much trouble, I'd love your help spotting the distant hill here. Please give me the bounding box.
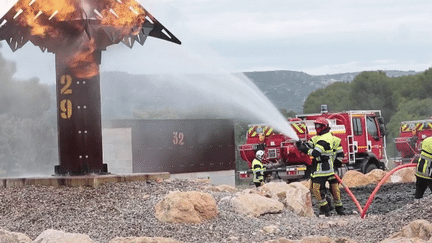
[243,70,418,112]
[47,70,419,118]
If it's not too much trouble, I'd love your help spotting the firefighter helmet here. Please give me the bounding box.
[314,117,330,135]
[256,150,264,160]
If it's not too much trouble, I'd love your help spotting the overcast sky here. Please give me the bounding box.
[1,0,432,84]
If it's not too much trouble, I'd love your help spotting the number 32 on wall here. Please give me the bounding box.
[173,132,185,145]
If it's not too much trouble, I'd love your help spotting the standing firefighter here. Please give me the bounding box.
[297,117,346,216]
[415,136,432,199]
[252,150,266,187]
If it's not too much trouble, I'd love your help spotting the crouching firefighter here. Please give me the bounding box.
[297,117,346,216]
[252,150,266,187]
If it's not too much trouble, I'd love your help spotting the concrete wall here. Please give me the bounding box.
[170,170,235,187]
[102,128,133,174]
[103,127,235,186]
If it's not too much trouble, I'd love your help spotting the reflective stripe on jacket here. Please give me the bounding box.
[307,132,341,178]
[416,137,432,179]
[251,158,265,183]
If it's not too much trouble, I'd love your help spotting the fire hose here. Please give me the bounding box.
[334,163,417,218]
[360,163,416,219]
[334,173,363,215]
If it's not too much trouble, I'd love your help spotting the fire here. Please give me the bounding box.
[12,0,146,38]
[14,0,80,37]
[68,39,99,79]
[99,0,146,28]
[9,0,149,78]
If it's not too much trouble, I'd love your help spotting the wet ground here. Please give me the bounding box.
[317,182,419,216]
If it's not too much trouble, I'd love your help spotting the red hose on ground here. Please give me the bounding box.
[334,173,363,215]
[360,163,417,219]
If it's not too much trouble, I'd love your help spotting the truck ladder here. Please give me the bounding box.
[347,135,356,164]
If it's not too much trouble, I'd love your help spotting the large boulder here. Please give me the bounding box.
[230,192,284,217]
[285,182,315,217]
[391,167,416,183]
[380,220,432,242]
[33,229,97,243]
[0,229,32,243]
[259,182,292,201]
[380,238,427,243]
[365,169,389,184]
[109,236,182,243]
[300,179,311,190]
[155,191,218,223]
[341,170,372,187]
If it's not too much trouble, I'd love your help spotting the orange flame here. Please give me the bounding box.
[99,0,145,27]
[11,0,148,78]
[68,39,99,79]
[14,0,80,37]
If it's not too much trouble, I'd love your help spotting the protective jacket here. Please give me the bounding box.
[251,158,265,183]
[416,136,432,179]
[306,131,343,178]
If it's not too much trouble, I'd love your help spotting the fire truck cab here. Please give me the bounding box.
[238,105,388,182]
[394,119,432,165]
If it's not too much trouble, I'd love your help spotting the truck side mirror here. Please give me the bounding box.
[377,117,386,136]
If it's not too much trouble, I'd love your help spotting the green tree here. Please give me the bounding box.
[349,71,395,122]
[279,108,297,118]
[303,81,351,113]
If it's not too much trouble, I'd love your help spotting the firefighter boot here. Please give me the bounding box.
[335,206,346,216]
[326,196,334,211]
[319,204,331,217]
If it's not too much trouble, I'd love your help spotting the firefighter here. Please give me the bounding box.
[252,150,266,187]
[414,136,432,199]
[297,117,346,216]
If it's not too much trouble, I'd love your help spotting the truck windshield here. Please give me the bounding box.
[367,116,379,139]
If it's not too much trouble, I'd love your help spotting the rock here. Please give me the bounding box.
[205,184,237,192]
[380,220,432,242]
[285,182,315,217]
[230,192,284,217]
[300,236,357,243]
[192,178,211,184]
[341,170,372,187]
[299,236,335,243]
[259,182,292,201]
[300,179,311,189]
[379,237,427,243]
[264,238,295,243]
[366,169,389,184]
[155,191,218,223]
[262,225,281,234]
[265,236,357,243]
[391,167,416,183]
[0,228,32,243]
[33,229,97,243]
[109,236,182,243]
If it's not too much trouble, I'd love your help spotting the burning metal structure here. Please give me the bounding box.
[0,0,181,175]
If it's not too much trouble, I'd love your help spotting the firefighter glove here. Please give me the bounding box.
[334,158,343,169]
[297,142,309,154]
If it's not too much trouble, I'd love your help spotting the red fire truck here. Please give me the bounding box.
[394,118,432,165]
[238,105,388,182]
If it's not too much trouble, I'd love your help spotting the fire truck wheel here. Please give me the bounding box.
[364,163,378,174]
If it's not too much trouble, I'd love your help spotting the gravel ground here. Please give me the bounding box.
[0,179,431,243]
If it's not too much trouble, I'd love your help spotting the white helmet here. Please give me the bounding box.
[256,150,264,160]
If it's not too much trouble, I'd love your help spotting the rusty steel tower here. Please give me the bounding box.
[0,0,181,175]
